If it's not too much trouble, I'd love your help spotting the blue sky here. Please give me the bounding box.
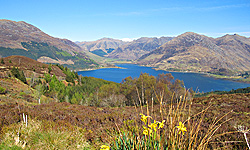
[1,0,250,41]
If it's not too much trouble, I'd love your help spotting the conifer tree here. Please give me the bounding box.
[1,58,4,64]
[48,64,52,73]
[19,70,27,84]
[11,67,27,84]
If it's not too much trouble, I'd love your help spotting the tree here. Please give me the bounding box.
[136,73,156,105]
[48,64,52,73]
[98,83,119,99]
[11,67,20,78]
[35,84,45,104]
[44,73,51,83]
[70,95,78,104]
[65,69,75,84]
[120,73,186,107]
[19,70,27,84]
[121,76,137,106]
[11,67,27,84]
[1,58,4,64]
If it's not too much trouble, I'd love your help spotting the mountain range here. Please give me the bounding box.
[108,37,173,60]
[1,19,250,74]
[78,38,126,53]
[77,37,173,60]
[137,32,250,74]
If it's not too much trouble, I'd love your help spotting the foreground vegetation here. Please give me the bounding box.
[0,62,250,149]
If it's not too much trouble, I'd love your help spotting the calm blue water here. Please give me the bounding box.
[78,64,250,93]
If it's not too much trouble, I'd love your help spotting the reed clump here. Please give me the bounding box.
[107,91,232,150]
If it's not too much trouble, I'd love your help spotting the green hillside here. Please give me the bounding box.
[0,41,98,69]
[90,49,107,57]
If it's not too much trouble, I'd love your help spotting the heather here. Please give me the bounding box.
[0,65,250,149]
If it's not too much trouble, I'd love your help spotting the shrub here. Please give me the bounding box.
[11,67,27,84]
[0,86,6,94]
[48,64,52,73]
[19,92,26,96]
[1,58,4,64]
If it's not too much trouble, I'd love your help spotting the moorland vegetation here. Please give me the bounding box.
[0,58,250,149]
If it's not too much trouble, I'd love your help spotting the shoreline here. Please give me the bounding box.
[144,65,250,84]
[77,65,126,72]
[203,74,250,84]
[78,63,250,84]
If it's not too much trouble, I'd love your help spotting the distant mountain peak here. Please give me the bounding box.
[108,36,174,60]
[0,19,81,52]
[138,32,250,73]
[0,19,98,69]
[98,37,117,41]
[181,31,199,35]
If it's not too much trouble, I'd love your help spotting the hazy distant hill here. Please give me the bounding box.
[0,19,97,69]
[77,37,173,60]
[108,37,173,60]
[78,38,127,57]
[137,32,250,74]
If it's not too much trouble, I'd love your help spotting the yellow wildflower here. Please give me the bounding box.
[176,122,187,135]
[148,120,158,131]
[140,113,150,124]
[100,145,110,150]
[143,126,152,136]
[158,120,165,129]
[143,129,149,136]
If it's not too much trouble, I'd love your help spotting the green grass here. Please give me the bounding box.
[0,143,22,150]
[1,119,91,150]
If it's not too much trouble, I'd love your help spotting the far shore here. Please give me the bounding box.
[76,65,126,72]
[77,63,250,84]
[141,65,250,84]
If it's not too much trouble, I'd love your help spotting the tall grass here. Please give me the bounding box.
[109,90,231,149]
[0,119,91,150]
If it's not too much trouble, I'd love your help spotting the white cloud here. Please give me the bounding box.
[100,3,250,17]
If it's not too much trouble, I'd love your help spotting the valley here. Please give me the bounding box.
[0,19,250,149]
